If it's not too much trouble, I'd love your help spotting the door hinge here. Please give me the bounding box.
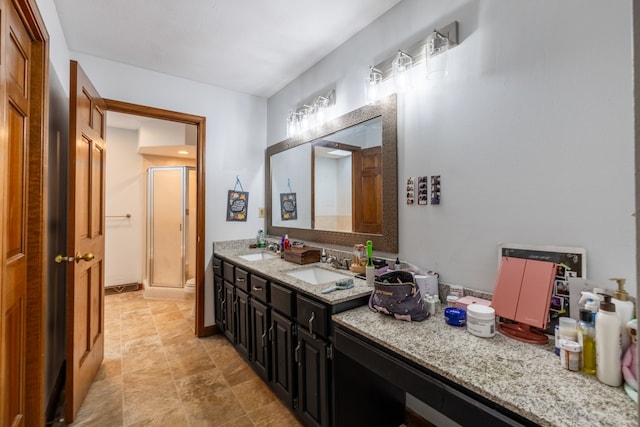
[327,344,333,360]
[292,323,297,337]
[293,397,298,409]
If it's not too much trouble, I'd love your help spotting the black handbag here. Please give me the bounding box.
[368,271,429,322]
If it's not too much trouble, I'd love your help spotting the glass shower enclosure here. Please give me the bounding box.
[146,166,196,288]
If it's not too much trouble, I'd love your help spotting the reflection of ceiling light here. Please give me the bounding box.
[327,149,351,157]
[178,150,189,155]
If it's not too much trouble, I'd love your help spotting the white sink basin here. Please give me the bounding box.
[285,267,350,285]
[238,252,278,261]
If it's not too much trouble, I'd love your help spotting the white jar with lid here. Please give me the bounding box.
[466,304,495,338]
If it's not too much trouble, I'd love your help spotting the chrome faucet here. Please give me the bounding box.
[326,256,351,270]
[267,242,281,252]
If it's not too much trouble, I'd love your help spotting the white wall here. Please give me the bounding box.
[267,0,636,295]
[39,2,268,326]
[104,127,144,287]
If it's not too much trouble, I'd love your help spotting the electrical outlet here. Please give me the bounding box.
[258,207,265,218]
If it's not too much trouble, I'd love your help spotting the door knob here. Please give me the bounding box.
[54,252,95,264]
[74,252,94,263]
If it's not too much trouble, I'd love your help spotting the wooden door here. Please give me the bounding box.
[352,146,382,234]
[296,328,329,427]
[1,3,34,426]
[235,289,250,360]
[250,299,269,380]
[270,310,294,408]
[65,61,107,422]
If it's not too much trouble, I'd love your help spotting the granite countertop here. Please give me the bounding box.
[213,240,373,306]
[333,306,637,427]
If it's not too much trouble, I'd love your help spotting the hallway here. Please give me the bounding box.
[69,290,301,426]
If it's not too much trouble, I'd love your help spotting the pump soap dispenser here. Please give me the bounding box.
[610,278,635,353]
[596,294,622,387]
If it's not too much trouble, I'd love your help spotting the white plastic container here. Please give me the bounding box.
[466,304,495,338]
[610,278,634,353]
[595,296,622,386]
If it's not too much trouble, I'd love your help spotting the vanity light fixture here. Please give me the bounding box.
[326,149,352,157]
[364,66,383,104]
[392,50,413,92]
[178,150,189,155]
[286,90,336,138]
[364,20,459,98]
[425,30,449,79]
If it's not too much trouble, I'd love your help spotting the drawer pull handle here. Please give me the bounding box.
[262,331,267,348]
[295,341,302,364]
[213,265,220,270]
[237,277,246,282]
[308,312,316,338]
[252,285,263,291]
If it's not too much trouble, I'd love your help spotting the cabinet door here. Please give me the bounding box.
[270,310,295,408]
[223,281,235,342]
[214,274,224,327]
[296,328,329,427]
[235,289,251,360]
[250,299,270,381]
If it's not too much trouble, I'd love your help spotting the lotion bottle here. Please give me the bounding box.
[610,278,635,353]
[595,294,622,386]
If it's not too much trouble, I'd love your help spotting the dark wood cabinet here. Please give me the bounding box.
[250,298,270,381]
[235,288,251,360]
[296,327,329,427]
[270,310,295,408]
[223,281,235,343]
[214,274,224,327]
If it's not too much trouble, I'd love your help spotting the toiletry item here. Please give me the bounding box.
[257,229,266,248]
[365,240,374,286]
[559,339,582,371]
[284,234,291,250]
[394,257,401,271]
[425,295,436,316]
[558,317,578,342]
[466,304,495,338]
[280,235,286,258]
[444,307,466,327]
[610,278,634,353]
[446,295,459,308]
[578,291,602,323]
[577,309,596,375]
[595,294,622,386]
[554,324,560,356]
[414,275,429,299]
[455,296,491,311]
[321,248,327,263]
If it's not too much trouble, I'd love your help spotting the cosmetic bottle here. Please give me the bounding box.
[610,278,634,353]
[595,294,622,386]
[577,309,596,375]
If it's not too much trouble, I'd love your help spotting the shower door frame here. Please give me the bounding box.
[147,166,196,289]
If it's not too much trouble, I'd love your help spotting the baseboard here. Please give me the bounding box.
[199,324,220,337]
[404,406,436,427]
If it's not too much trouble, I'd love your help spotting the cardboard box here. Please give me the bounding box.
[284,247,320,265]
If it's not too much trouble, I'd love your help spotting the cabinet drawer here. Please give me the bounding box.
[271,282,294,317]
[235,267,250,292]
[296,295,329,339]
[250,275,269,303]
[222,261,234,283]
[213,257,222,277]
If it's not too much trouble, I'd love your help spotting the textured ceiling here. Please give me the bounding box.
[53,0,403,97]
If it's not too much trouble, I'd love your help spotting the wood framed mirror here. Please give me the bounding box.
[266,94,397,253]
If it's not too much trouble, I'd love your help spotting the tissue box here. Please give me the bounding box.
[455,296,491,311]
[284,247,320,265]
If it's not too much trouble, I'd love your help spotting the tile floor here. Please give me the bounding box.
[69,290,302,426]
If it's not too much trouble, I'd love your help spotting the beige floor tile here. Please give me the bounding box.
[126,408,190,427]
[94,353,122,382]
[247,399,303,427]
[218,414,256,427]
[233,377,277,412]
[220,358,259,387]
[71,379,124,426]
[121,334,163,356]
[123,379,182,425]
[182,387,246,426]
[121,347,168,375]
[175,367,229,402]
[168,347,216,380]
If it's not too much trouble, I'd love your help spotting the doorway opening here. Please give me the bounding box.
[104,99,207,335]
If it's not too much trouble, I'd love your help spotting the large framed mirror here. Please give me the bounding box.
[266,94,397,253]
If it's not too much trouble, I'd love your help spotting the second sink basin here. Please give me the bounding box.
[285,267,350,285]
[238,252,278,261]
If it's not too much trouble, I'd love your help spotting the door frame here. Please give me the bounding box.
[103,99,209,336]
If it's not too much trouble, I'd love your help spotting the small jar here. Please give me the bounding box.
[444,307,466,326]
[466,304,496,338]
[559,339,582,371]
[446,295,459,308]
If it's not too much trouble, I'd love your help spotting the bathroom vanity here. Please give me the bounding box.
[213,240,637,427]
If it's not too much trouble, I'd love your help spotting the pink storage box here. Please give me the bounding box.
[455,296,491,311]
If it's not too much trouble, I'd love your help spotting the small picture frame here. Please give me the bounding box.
[550,295,566,312]
[227,190,248,222]
[554,280,569,297]
[280,192,297,220]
